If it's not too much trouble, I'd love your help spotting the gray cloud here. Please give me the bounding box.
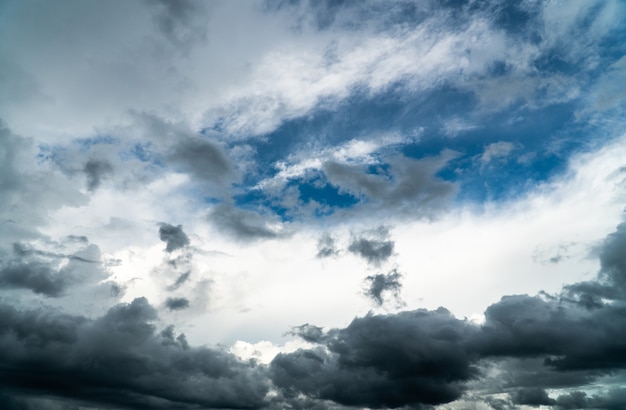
[348,227,394,266]
[83,158,113,191]
[146,0,207,49]
[0,297,269,409]
[364,269,402,306]
[167,271,191,291]
[322,151,458,217]
[168,137,233,185]
[316,233,339,258]
[209,202,286,241]
[269,219,626,408]
[288,323,325,344]
[271,307,478,408]
[0,241,105,298]
[158,223,190,253]
[511,388,556,407]
[165,297,190,311]
[0,260,71,297]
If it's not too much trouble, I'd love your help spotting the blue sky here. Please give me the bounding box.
[1,1,626,409]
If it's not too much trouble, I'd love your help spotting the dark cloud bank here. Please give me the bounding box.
[4,220,626,409]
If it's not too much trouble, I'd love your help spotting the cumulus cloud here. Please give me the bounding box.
[0,298,269,409]
[270,218,626,408]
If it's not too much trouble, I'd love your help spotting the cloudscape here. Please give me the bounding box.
[1,1,626,409]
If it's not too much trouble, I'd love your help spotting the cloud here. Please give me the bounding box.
[269,218,626,408]
[168,136,234,185]
[158,223,190,253]
[316,233,339,258]
[323,151,458,216]
[208,202,287,241]
[480,141,518,167]
[146,0,206,49]
[0,241,106,298]
[0,260,71,297]
[348,227,394,266]
[271,307,478,408]
[0,297,269,409]
[83,158,113,191]
[288,323,326,344]
[165,297,190,311]
[167,271,191,291]
[511,388,556,406]
[364,268,403,306]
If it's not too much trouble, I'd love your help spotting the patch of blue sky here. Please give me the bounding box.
[117,142,164,167]
[294,176,360,209]
[73,135,116,152]
[232,189,295,222]
[234,170,360,221]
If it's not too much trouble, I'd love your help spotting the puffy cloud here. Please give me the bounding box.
[271,308,478,408]
[0,298,269,409]
[164,297,190,311]
[348,227,394,266]
[158,223,190,253]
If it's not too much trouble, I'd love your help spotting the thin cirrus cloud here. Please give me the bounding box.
[1,0,626,409]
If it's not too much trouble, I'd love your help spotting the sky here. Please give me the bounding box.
[1,0,626,409]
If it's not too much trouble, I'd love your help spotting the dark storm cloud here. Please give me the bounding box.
[269,218,626,409]
[165,297,190,311]
[364,269,402,305]
[271,308,479,408]
[0,260,70,297]
[158,223,190,253]
[554,389,626,410]
[316,233,339,258]
[83,158,113,191]
[511,388,555,406]
[348,227,394,266]
[0,298,268,409]
[209,202,285,241]
[169,137,233,184]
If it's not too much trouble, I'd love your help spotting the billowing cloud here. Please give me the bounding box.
[271,218,626,408]
[0,298,268,409]
[1,1,625,408]
[271,307,478,408]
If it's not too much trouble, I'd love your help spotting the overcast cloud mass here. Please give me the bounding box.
[1,0,626,409]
